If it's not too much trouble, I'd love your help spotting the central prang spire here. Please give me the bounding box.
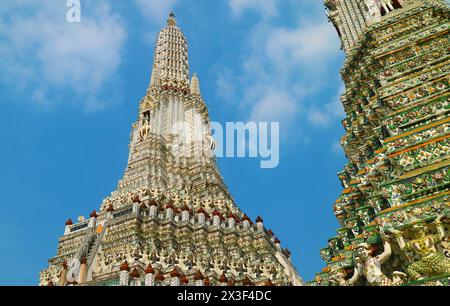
[150,12,190,89]
[119,12,231,202]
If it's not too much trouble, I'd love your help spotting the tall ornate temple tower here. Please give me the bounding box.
[312,0,450,286]
[40,14,302,287]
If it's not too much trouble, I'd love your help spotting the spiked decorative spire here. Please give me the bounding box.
[167,12,177,26]
[190,74,201,96]
[150,12,189,89]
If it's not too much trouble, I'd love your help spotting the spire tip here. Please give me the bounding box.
[167,12,176,26]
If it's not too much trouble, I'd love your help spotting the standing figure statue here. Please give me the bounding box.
[139,118,150,141]
[380,0,395,13]
[392,216,450,280]
[353,233,406,286]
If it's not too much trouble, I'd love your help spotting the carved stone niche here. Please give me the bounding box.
[379,0,404,16]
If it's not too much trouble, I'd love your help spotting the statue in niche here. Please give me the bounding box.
[391,216,450,280]
[139,117,150,141]
[380,0,396,13]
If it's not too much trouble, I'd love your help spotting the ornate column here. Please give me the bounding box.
[132,202,140,215]
[78,257,87,284]
[181,205,190,222]
[59,261,68,286]
[140,202,148,216]
[227,213,236,228]
[219,273,228,287]
[256,216,264,231]
[145,264,155,286]
[274,237,281,249]
[64,219,73,235]
[166,202,174,220]
[194,271,204,286]
[155,271,165,286]
[180,275,189,286]
[130,268,141,286]
[106,203,114,218]
[88,210,97,228]
[242,277,253,286]
[212,210,222,227]
[170,268,180,286]
[119,261,130,286]
[149,200,158,218]
[197,208,206,225]
[243,215,251,229]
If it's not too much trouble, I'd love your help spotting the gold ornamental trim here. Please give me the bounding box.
[378,190,450,215]
[385,116,450,143]
[388,134,450,158]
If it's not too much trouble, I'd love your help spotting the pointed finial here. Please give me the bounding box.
[190,74,201,96]
[167,12,176,26]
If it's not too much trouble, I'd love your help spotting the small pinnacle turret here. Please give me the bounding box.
[150,13,189,89]
[190,74,201,96]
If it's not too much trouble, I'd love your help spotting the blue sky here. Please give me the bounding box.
[0,0,346,285]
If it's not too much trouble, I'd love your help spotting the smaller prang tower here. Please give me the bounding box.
[40,13,303,287]
[312,0,450,286]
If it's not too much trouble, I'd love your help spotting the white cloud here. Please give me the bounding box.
[216,20,340,125]
[308,85,345,127]
[215,68,239,104]
[229,0,278,18]
[134,0,178,23]
[264,22,339,76]
[250,89,298,123]
[216,0,345,138]
[132,0,179,46]
[0,0,127,111]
